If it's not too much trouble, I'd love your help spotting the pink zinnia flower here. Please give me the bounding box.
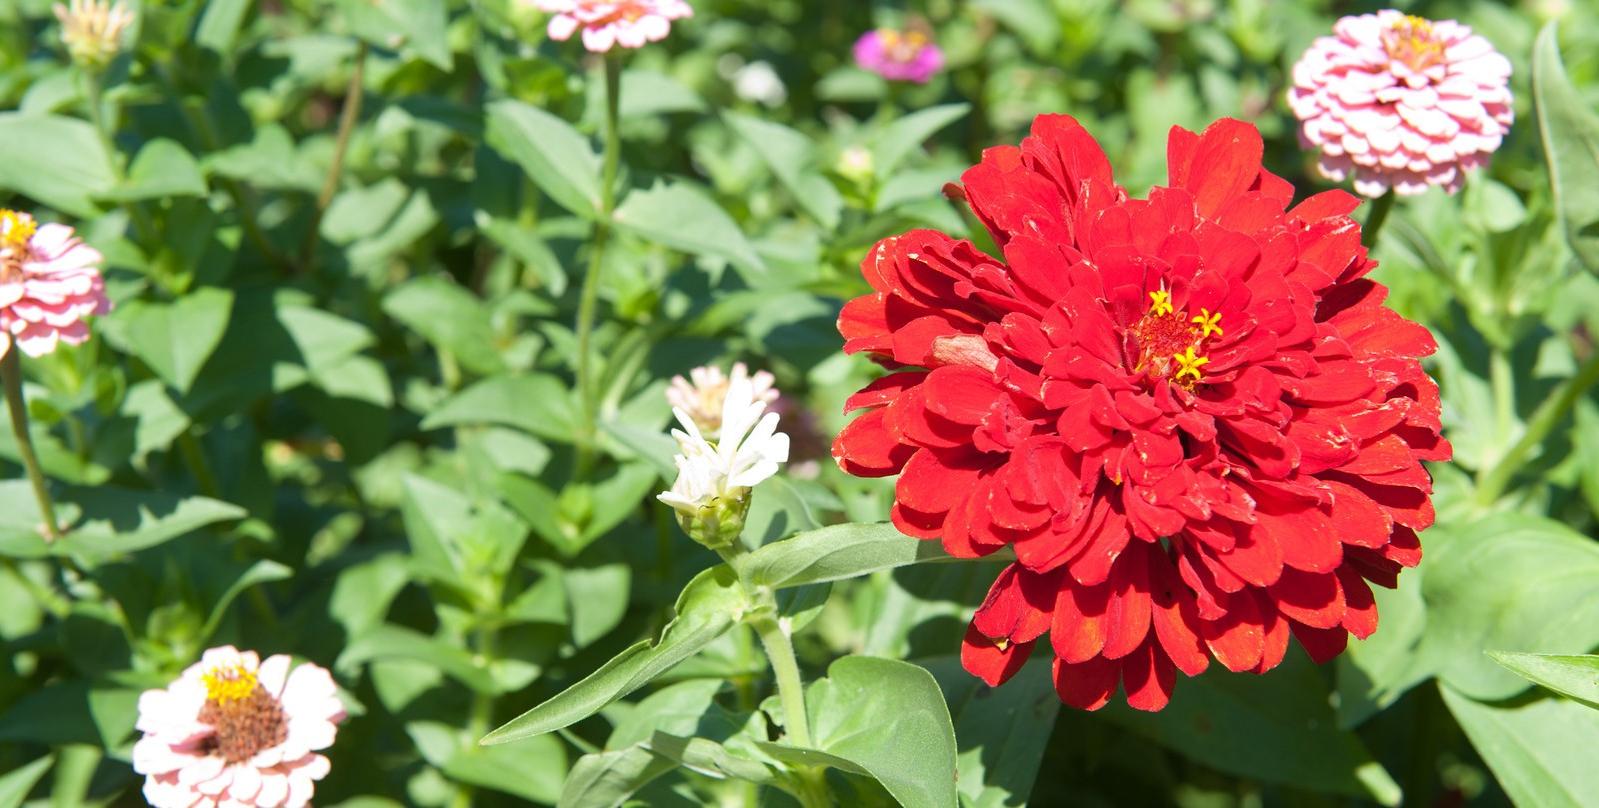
[854,27,944,84]
[537,0,692,52]
[133,646,346,808]
[0,210,109,359]
[1288,11,1513,197]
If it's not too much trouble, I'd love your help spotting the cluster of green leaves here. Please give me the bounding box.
[0,0,1595,806]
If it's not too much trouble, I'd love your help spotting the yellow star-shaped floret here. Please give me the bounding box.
[1173,346,1209,384]
[1148,289,1173,317]
[1191,308,1224,340]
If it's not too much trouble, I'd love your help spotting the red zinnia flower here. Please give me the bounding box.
[832,115,1448,711]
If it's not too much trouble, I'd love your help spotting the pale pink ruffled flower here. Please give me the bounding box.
[0,210,110,360]
[133,646,346,808]
[854,28,944,84]
[666,362,778,440]
[1288,10,1513,197]
[536,0,693,52]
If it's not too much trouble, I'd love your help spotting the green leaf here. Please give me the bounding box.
[336,0,452,69]
[1413,514,1599,700]
[0,755,52,808]
[200,559,293,642]
[924,658,1059,808]
[103,138,208,200]
[0,113,114,218]
[195,0,253,53]
[738,522,955,590]
[399,474,530,585]
[724,112,842,231]
[486,99,602,218]
[101,287,234,394]
[443,733,567,803]
[0,484,244,561]
[613,181,766,275]
[1488,652,1599,711]
[481,565,745,745]
[559,747,671,808]
[870,104,970,179]
[760,656,958,808]
[337,623,498,693]
[1534,22,1599,274]
[383,276,508,376]
[1442,684,1599,808]
[1102,652,1401,806]
[421,374,577,443]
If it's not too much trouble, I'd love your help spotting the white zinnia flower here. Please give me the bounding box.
[658,367,789,547]
[665,362,779,439]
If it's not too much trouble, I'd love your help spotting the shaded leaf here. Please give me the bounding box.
[101,287,234,394]
[1534,22,1599,274]
[0,114,113,218]
[486,99,602,218]
[613,181,765,275]
[0,483,244,561]
[422,374,577,444]
[1443,684,1599,808]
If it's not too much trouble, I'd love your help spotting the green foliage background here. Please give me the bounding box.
[0,0,1598,805]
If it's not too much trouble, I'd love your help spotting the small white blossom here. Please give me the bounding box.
[658,367,789,546]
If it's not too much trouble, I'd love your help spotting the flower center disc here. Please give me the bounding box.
[198,667,289,763]
[1382,15,1446,72]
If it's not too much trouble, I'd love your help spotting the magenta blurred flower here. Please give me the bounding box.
[133,646,346,808]
[0,210,109,360]
[854,27,944,84]
[537,0,693,52]
[1288,10,1513,197]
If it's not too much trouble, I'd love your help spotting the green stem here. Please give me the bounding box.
[749,609,831,808]
[0,558,69,618]
[573,54,624,478]
[1476,349,1599,505]
[1361,191,1395,248]
[1,351,61,540]
[459,621,498,808]
[302,42,368,271]
[1488,348,1515,463]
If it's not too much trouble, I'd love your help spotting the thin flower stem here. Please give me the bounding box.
[1,350,62,540]
[749,609,831,808]
[573,54,624,478]
[302,42,369,271]
[177,431,221,499]
[1476,349,1599,505]
[1361,191,1395,248]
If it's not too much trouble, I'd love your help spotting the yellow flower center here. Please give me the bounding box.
[1382,15,1447,72]
[878,28,930,62]
[202,665,260,704]
[0,210,37,251]
[1132,289,1223,389]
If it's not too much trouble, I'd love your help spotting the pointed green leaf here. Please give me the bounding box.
[870,104,970,178]
[0,483,244,561]
[0,114,114,218]
[1488,652,1599,711]
[481,565,745,745]
[0,755,52,808]
[613,180,766,275]
[1534,22,1599,274]
[1443,684,1599,808]
[101,287,234,394]
[738,522,957,590]
[486,99,602,218]
[724,112,842,230]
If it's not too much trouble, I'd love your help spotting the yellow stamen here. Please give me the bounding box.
[202,665,260,704]
[1173,346,1209,384]
[1148,289,1173,317]
[1191,308,1224,340]
[0,210,36,249]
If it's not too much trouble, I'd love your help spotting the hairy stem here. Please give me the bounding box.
[1476,349,1599,505]
[574,54,623,478]
[302,42,369,270]
[1,350,61,540]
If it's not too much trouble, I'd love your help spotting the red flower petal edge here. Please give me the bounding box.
[832,115,1450,711]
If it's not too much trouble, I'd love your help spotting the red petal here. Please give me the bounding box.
[1269,567,1345,629]
[843,372,926,413]
[1255,592,1291,673]
[973,565,1056,644]
[895,448,983,515]
[1149,553,1210,677]
[1122,638,1177,712]
[1101,548,1154,660]
[1052,655,1119,711]
[1200,590,1264,673]
[1183,118,1264,219]
[923,365,1004,425]
[1051,579,1111,664]
[1337,566,1379,639]
[962,624,1033,687]
[1290,621,1349,664]
[832,409,914,477]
